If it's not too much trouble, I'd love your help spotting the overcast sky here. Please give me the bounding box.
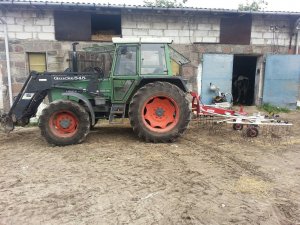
[43,0,300,12]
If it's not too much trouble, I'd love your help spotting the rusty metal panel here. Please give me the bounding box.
[220,15,252,45]
[201,54,234,104]
[54,11,91,41]
[263,55,300,109]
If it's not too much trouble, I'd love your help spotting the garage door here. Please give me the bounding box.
[263,55,300,109]
[201,54,233,104]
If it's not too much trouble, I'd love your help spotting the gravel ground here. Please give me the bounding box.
[0,109,299,225]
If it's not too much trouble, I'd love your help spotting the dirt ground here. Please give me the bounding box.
[0,108,300,225]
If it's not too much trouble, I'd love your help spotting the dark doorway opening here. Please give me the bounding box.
[232,56,257,105]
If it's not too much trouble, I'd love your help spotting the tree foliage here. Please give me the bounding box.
[143,0,188,7]
[238,0,268,11]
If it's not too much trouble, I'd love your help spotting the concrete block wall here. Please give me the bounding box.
[122,13,220,44]
[122,13,298,48]
[0,9,297,48]
[251,15,293,47]
[0,10,55,40]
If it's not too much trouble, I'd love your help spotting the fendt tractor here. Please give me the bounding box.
[0,38,192,146]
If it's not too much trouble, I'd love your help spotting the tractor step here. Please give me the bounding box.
[109,104,126,124]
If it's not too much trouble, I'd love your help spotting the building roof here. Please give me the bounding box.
[0,0,300,16]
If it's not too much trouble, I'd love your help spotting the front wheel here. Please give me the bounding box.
[39,100,90,146]
[129,82,191,142]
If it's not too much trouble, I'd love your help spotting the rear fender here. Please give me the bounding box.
[136,77,189,93]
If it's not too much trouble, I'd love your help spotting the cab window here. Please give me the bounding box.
[114,46,137,76]
[141,44,167,75]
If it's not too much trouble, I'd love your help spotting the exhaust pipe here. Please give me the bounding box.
[72,42,79,72]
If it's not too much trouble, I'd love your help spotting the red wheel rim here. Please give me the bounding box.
[142,96,179,133]
[49,110,79,138]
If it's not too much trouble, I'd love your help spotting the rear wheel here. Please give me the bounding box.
[39,100,90,146]
[129,82,190,142]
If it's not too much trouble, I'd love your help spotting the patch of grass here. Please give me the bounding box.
[258,103,290,114]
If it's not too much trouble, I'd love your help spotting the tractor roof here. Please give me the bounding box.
[112,37,173,44]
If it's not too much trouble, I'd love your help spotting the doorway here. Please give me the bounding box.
[232,55,257,105]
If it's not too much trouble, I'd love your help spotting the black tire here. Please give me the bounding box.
[39,100,90,146]
[129,82,191,142]
[246,126,259,138]
[233,123,243,130]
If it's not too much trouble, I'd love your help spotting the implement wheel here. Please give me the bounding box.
[246,126,259,138]
[39,100,90,146]
[129,82,190,142]
[233,123,243,130]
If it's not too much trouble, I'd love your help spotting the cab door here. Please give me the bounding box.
[112,45,139,103]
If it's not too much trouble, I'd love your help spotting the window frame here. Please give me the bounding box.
[27,52,47,73]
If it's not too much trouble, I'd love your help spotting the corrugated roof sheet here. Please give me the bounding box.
[0,0,299,15]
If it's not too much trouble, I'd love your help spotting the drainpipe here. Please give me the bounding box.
[296,30,299,54]
[0,18,13,107]
[0,65,3,112]
[295,18,300,54]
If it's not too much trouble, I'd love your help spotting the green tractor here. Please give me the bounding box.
[0,38,192,146]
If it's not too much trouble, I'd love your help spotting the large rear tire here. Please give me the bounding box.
[39,100,90,146]
[129,82,191,142]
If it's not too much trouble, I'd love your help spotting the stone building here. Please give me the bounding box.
[0,0,300,111]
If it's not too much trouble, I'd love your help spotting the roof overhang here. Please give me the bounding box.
[0,0,300,16]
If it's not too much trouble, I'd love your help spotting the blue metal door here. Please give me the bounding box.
[263,55,300,109]
[201,54,234,104]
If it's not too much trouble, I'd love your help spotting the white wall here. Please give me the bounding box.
[0,10,55,40]
[122,13,220,44]
[0,9,297,47]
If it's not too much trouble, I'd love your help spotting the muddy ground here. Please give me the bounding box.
[0,108,300,225]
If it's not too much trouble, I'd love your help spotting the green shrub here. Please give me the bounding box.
[258,103,290,114]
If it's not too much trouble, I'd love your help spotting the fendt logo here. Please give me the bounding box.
[53,76,87,81]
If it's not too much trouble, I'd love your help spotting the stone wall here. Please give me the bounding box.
[0,39,103,111]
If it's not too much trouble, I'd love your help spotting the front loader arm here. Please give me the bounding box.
[0,71,50,132]
[0,71,100,132]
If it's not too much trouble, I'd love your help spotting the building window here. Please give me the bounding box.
[54,11,121,42]
[91,14,121,41]
[220,15,252,45]
[28,53,46,73]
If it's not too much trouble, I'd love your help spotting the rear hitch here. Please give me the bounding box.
[0,114,14,133]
